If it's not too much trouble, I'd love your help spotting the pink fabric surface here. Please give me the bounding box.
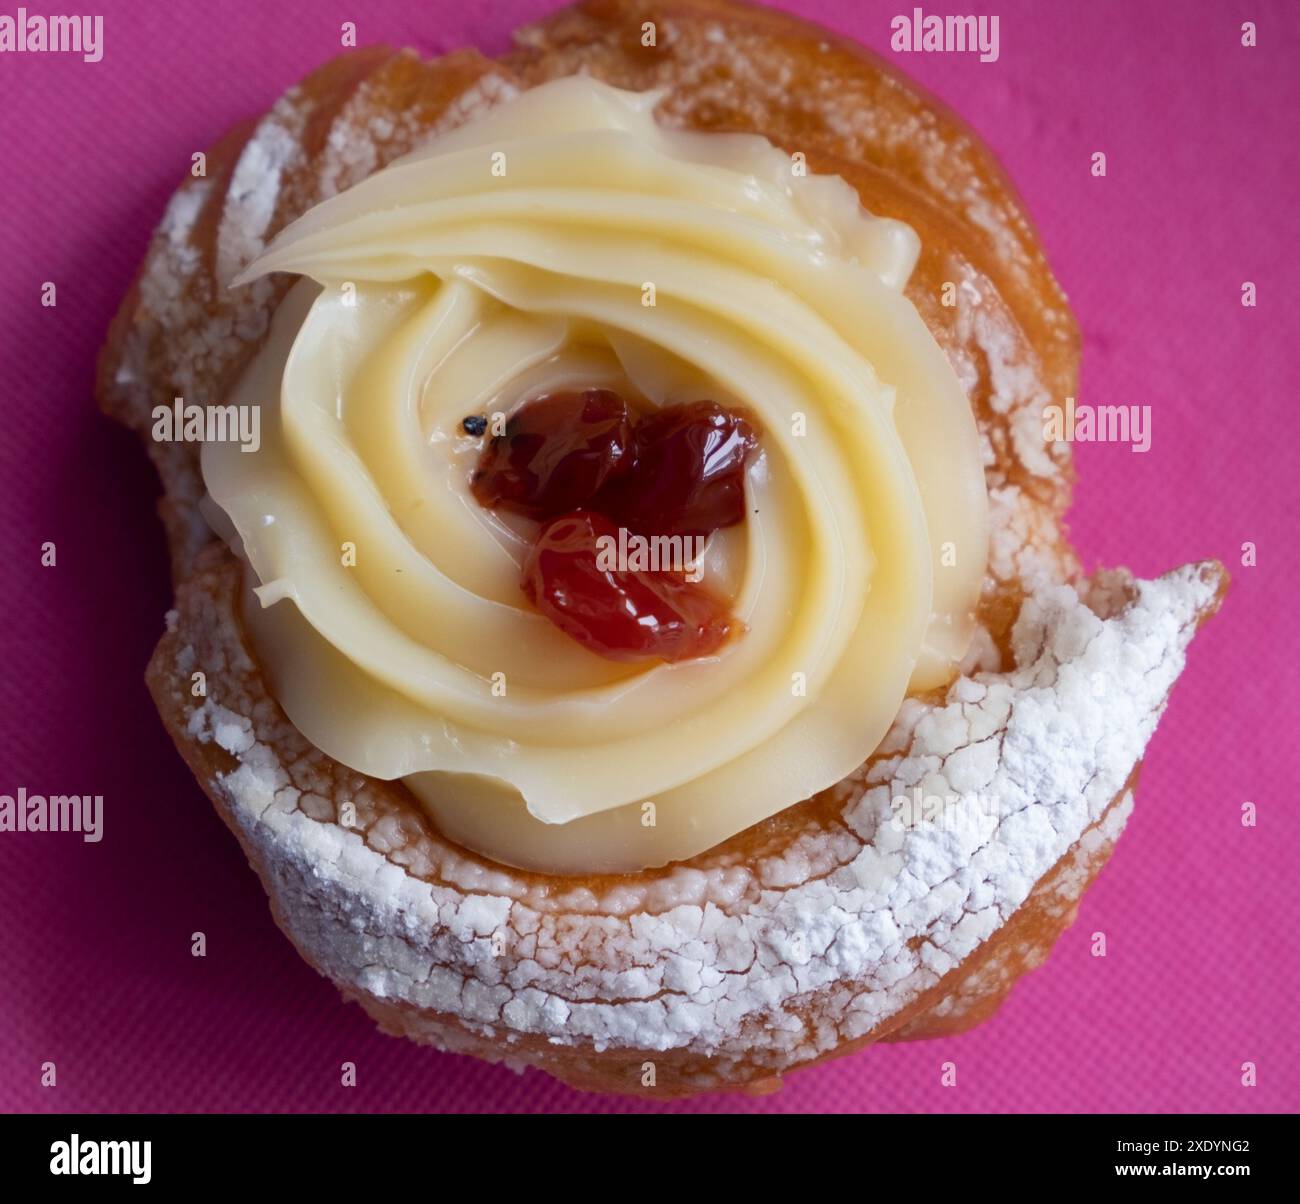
[0,0,1295,1114]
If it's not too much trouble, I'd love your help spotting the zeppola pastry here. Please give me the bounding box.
[99,0,1227,1095]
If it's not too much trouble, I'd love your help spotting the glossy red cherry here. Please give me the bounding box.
[470,389,633,520]
[597,400,758,538]
[521,510,734,664]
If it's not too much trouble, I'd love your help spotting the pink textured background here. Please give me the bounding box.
[0,0,1296,1114]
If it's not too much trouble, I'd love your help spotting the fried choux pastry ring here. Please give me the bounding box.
[100,0,1225,1096]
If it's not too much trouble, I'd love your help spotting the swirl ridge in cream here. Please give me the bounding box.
[203,76,988,873]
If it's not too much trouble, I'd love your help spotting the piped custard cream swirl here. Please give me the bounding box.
[205,77,988,874]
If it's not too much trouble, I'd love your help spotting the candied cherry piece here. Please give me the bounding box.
[598,400,759,538]
[522,510,733,663]
[470,389,633,520]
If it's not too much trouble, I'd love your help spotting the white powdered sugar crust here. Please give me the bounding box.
[178,562,1220,1071]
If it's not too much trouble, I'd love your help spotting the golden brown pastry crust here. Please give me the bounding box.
[98,0,1225,1096]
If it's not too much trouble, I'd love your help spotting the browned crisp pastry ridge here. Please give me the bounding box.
[98,0,1226,1096]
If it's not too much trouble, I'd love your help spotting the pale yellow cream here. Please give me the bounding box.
[204,77,988,874]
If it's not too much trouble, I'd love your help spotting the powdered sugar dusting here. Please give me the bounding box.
[174,558,1222,1075]
[218,115,304,285]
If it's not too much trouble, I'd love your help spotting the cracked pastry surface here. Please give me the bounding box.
[162,554,1218,1096]
[99,0,1226,1095]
